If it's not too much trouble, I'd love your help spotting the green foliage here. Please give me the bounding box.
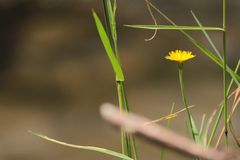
[190,11,222,60]
[92,10,124,81]
[29,131,133,160]
[143,2,240,85]
[126,25,223,31]
[30,1,240,159]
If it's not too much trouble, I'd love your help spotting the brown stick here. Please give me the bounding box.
[100,103,240,160]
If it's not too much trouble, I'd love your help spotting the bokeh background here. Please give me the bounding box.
[0,0,240,159]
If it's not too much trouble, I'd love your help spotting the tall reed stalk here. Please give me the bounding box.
[101,0,139,159]
[222,0,228,147]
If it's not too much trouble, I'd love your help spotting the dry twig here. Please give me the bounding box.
[100,103,240,160]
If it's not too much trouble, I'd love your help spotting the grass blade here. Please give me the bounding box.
[190,116,202,144]
[125,24,223,31]
[92,10,124,81]
[29,131,133,160]
[229,121,240,148]
[202,110,217,146]
[102,0,114,45]
[199,114,206,137]
[215,86,240,148]
[102,0,117,43]
[208,58,240,146]
[191,11,222,60]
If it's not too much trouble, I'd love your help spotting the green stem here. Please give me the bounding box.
[208,59,240,146]
[129,135,139,160]
[222,0,228,148]
[102,0,138,158]
[178,63,196,142]
[125,133,132,157]
[121,82,139,160]
[117,81,128,156]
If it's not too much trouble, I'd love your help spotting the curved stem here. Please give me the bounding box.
[178,63,196,142]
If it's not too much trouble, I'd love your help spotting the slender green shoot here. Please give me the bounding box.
[199,114,206,137]
[92,10,124,81]
[121,82,139,160]
[102,0,114,48]
[178,63,196,142]
[117,81,128,156]
[190,11,223,60]
[29,131,133,160]
[98,1,139,159]
[125,24,223,31]
[222,0,228,148]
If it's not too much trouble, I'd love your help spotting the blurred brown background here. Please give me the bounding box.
[0,0,240,160]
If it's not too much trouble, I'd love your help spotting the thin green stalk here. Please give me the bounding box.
[117,81,128,156]
[129,135,139,160]
[121,82,130,112]
[222,0,228,148]
[208,58,240,146]
[117,82,132,158]
[101,0,134,157]
[102,0,114,48]
[191,11,223,61]
[121,82,139,160]
[125,133,132,157]
[178,63,196,142]
[101,1,139,158]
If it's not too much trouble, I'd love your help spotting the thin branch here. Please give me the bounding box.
[100,103,240,160]
[143,105,195,125]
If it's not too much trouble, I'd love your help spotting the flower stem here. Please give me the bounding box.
[178,63,196,142]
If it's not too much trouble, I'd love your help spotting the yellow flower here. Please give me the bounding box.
[165,50,195,63]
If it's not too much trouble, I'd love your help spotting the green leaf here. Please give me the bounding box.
[199,114,206,137]
[102,0,117,42]
[190,116,202,145]
[202,110,217,146]
[185,35,240,85]
[125,24,223,31]
[29,131,133,160]
[190,11,222,60]
[92,10,124,81]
